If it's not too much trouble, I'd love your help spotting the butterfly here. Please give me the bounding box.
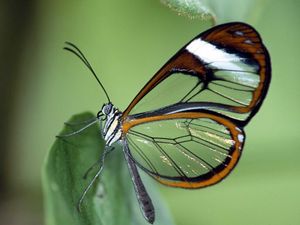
[61,22,271,224]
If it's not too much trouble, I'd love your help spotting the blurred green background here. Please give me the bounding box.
[0,0,299,224]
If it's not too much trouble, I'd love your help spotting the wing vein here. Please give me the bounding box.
[152,141,190,182]
[208,87,249,106]
[126,135,159,174]
[210,81,255,92]
[180,81,202,103]
[175,142,215,173]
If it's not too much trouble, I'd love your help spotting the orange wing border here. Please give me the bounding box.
[122,112,245,189]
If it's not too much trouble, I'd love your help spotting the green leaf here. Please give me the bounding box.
[161,0,216,21]
[160,0,270,24]
[42,112,174,225]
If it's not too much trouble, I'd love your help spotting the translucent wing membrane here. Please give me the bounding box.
[122,22,271,125]
[123,113,244,188]
[128,71,256,122]
[128,73,201,114]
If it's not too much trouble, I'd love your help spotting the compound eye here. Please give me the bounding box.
[103,104,112,115]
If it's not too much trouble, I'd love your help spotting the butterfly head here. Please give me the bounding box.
[97,102,114,118]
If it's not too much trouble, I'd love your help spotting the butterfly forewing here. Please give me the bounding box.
[122,22,271,125]
[123,112,244,188]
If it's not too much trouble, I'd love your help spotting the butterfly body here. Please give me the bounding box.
[63,22,271,224]
[101,103,122,146]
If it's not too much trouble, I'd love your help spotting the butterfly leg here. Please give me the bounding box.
[77,145,113,212]
[82,159,101,180]
[99,117,106,139]
[56,119,98,138]
[64,117,97,127]
[82,146,115,179]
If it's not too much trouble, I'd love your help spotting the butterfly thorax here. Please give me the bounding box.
[100,103,123,146]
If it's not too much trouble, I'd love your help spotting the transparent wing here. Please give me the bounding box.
[123,112,244,188]
[122,22,271,125]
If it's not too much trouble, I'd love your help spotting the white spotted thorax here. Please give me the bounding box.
[101,103,123,146]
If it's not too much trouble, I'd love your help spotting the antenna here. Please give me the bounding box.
[64,42,111,103]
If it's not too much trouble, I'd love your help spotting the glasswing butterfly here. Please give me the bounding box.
[60,22,271,224]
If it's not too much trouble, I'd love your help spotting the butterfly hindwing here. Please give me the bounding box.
[123,112,244,188]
